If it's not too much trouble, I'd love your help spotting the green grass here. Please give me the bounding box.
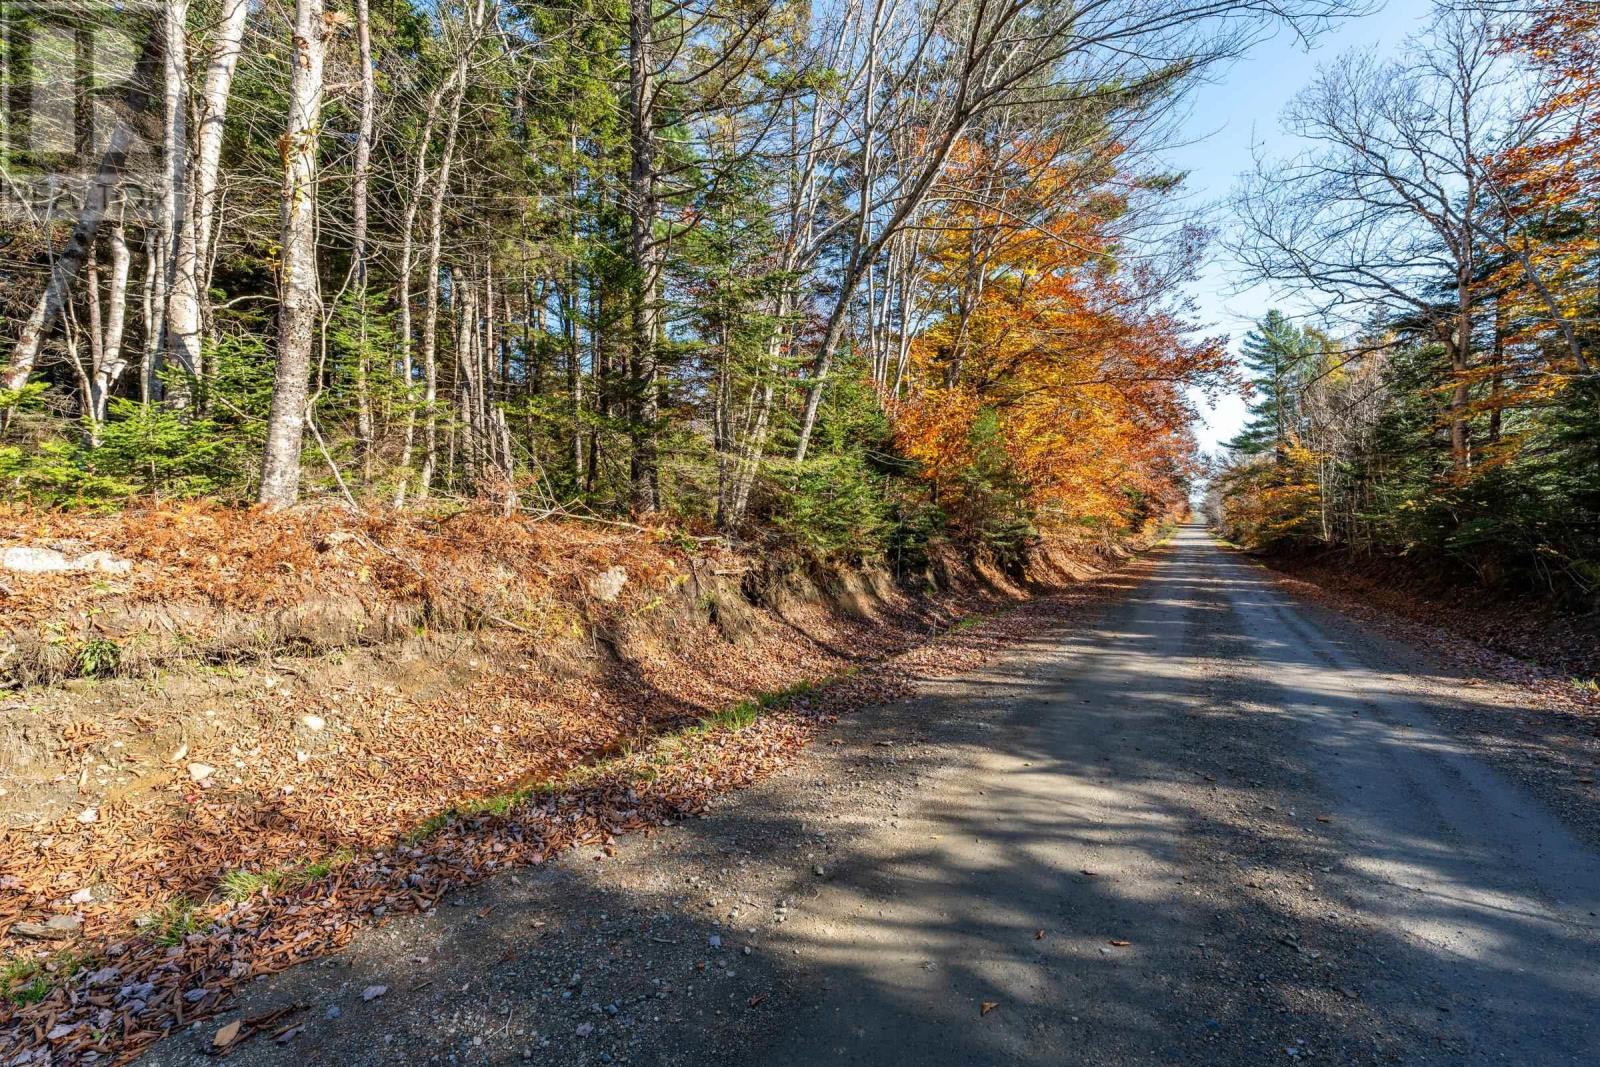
[759,679,820,707]
[218,850,355,901]
[74,636,121,678]
[694,679,821,735]
[701,700,760,732]
[404,675,838,847]
[406,786,544,843]
[137,897,203,946]
[3,959,49,1006]
[4,951,84,1006]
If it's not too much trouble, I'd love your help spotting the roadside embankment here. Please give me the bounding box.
[0,502,1162,1062]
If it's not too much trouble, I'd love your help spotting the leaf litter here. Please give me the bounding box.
[0,508,1160,1064]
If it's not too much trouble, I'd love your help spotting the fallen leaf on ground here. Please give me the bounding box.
[0,536,1159,1066]
[213,1020,242,1049]
[980,1002,999,1016]
[1108,939,1130,947]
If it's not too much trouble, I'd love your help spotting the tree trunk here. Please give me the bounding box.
[258,0,326,507]
[585,276,604,493]
[627,0,659,513]
[565,127,584,480]
[141,234,160,402]
[725,291,789,530]
[791,279,857,464]
[192,0,249,296]
[91,208,133,427]
[169,0,248,398]
[417,62,468,499]
[456,271,481,490]
[1485,293,1506,445]
[390,69,458,507]
[351,0,376,479]
[1448,291,1472,471]
[152,0,190,399]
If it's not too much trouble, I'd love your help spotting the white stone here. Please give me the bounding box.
[0,545,132,575]
[592,565,629,602]
[2,546,72,573]
[77,551,132,575]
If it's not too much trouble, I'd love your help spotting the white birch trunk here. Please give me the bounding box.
[152,0,190,398]
[167,0,249,393]
[258,0,326,506]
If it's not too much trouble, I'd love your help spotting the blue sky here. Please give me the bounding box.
[1174,0,1438,453]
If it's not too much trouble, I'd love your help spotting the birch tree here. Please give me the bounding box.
[1231,8,1514,471]
[258,0,329,506]
[0,25,162,425]
[166,0,250,396]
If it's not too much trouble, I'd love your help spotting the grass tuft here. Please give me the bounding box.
[219,850,355,901]
[3,950,87,1005]
[74,636,122,678]
[2,959,49,1006]
[137,897,203,946]
[702,700,760,732]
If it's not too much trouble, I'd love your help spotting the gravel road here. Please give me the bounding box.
[142,525,1600,1066]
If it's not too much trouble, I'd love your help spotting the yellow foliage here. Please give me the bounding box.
[891,134,1229,535]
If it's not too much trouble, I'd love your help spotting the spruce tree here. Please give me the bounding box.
[1226,310,1318,459]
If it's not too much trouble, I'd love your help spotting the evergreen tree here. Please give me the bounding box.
[1226,310,1319,458]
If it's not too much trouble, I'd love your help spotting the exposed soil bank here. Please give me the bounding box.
[0,503,1161,1063]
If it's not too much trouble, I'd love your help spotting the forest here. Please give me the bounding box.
[6,2,1600,1061]
[1,0,1594,592]
[1210,3,1600,605]
[0,0,1281,569]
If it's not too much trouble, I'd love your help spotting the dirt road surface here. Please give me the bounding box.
[141,526,1600,1066]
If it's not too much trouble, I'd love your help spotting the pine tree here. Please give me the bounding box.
[1226,310,1318,459]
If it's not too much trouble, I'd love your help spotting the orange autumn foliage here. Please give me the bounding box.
[893,136,1230,535]
[1488,3,1600,375]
